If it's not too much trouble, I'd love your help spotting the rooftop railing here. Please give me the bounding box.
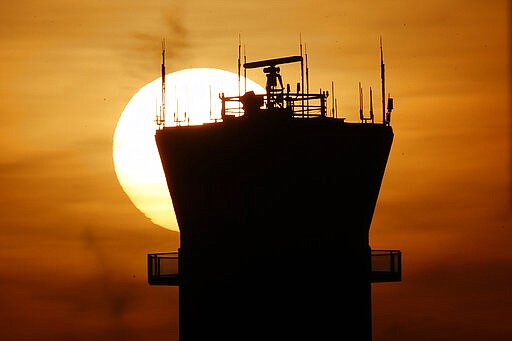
[219,90,330,120]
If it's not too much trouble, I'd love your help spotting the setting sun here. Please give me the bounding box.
[112,68,265,231]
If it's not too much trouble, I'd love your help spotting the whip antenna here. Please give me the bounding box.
[380,36,386,125]
[156,39,166,129]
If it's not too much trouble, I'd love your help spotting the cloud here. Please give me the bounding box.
[0,248,179,341]
[373,255,512,341]
[121,5,190,82]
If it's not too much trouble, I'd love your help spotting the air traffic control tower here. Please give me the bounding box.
[147,43,401,341]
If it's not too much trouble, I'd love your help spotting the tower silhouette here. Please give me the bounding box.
[148,45,401,341]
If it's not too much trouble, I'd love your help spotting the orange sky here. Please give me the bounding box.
[0,0,510,340]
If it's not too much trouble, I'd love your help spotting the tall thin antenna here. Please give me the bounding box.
[238,34,241,114]
[299,33,303,57]
[176,99,179,124]
[300,33,305,117]
[243,44,247,93]
[380,36,386,125]
[238,34,241,98]
[305,43,310,113]
[305,44,309,93]
[155,97,158,124]
[359,82,363,122]
[156,39,166,129]
[173,84,179,125]
[369,86,374,123]
[331,81,335,117]
[209,84,212,121]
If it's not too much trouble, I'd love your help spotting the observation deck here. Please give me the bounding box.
[148,249,401,286]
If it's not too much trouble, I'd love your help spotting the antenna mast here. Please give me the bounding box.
[331,81,335,117]
[300,34,305,117]
[243,44,247,93]
[238,34,242,114]
[369,86,374,123]
[209,85,212,121]
[380,36,386,125]
[359,82,364,122]
[238,34,241,98]
[156,39,166,129]
[305,43,310,113]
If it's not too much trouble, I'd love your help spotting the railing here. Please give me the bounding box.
[148,249,402,286]
[219,91,329,120]
[147,251,179,286]
[285,93,327,118]
[370,249,402,283]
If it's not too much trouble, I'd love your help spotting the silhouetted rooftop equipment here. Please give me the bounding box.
[220,53,333,118]
[243,55,303,69]
[155,40,166,129]
[380,36,394,125]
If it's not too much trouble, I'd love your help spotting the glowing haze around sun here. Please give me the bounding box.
[113,68,266,231]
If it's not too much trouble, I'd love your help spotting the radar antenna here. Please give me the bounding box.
[244,55,303,109]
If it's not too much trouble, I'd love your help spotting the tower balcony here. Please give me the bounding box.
[370,249,402,283]
[147,249,401,286]
[147,252,179,286]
